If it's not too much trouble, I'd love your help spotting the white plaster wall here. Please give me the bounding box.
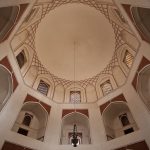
[12,110,40,139]
[53,84,65,103]
[0,0,150,150]
[86,85,97,103]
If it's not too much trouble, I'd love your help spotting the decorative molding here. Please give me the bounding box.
[24,94,51,114]
[62,109,89,118]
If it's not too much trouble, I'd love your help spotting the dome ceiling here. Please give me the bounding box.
[35,4,115,80]
[11,0,139,103]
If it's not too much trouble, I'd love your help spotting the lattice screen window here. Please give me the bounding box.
[70,91,81,103]
[100,80,112,95]
[37,80,50,96]
[123,50,134,68]
[16,50,27,69]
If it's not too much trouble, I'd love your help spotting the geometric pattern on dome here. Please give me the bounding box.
[23,0,127,87]
[13,0,138,101]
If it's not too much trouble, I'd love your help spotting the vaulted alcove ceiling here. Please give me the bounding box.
[11,0,140,102]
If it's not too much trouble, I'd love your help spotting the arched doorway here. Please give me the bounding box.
[12,102,48,141]
[61,112,91,145]
[0,65,13,111]
[102,102,138,140]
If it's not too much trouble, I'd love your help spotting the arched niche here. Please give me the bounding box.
[64,83,86,103]
[33,74,54,98]
[131,7,150,43]
[60,112,91,145]
[0,65,13,111]
[116,44,135,76]
[12,102,48,142]
[0,6,19,42]
[15,44,34,76]
[137,65,150,111]
[96,74,117,99]
[102,102,138,141]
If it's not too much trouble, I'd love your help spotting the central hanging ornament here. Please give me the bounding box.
[71,124,79,147]
[71,42,79,147]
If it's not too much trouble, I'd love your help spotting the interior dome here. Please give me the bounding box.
[35,3,115,80]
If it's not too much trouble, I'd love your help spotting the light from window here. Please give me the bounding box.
[22,113,33,126]
[123,50,134,68]
[100,80,112,95]
[37,80,50,96]
[16,50,27,69]
[119,113,130,126]
[70,91,81,103]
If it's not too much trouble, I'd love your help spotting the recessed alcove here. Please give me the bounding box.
[102,102,138,140]
[138,65,150,111]
[60,112,91,145]
[0,65,13,111]
[132,7,150,43]
[12,102,48,141]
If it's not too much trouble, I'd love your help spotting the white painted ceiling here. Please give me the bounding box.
[35,3,115,80]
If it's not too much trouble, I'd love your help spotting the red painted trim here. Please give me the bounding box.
[100,94,126,114]
[24,94,51,114]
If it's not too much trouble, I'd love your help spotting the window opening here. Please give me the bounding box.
[70,91,81,103]
[37,80,50,96]
[119,113,130,126]
[22,113,33,126]
[16,50,27,69]
[100,80,112,95]
[124,128,134,135]
[123,50,133,68]
[18,128,28,136]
